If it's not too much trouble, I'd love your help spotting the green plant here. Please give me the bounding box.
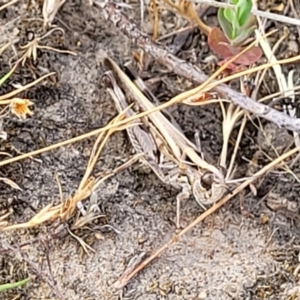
[208,0,262,68]
[0,65,16,87]
[0,277,30,292]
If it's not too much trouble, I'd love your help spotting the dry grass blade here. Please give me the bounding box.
[257,29,300,146]
[12,28,76,66]
[0,0,18,12]
[0,177,22,191]
[150,0,159,40]
[0,115,136,169]
[0,42,11,56]
[0,210,12,229]
[181,54,300,106]
[67,226,96,256]
[219,100,244,169]
[0,72,55,102]
[191,0,234,9]
[251,8,300,26]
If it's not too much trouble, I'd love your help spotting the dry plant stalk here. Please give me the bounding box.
[162,0,211,35]
[0,0,18,12]
[150,0,159,40]
[12,28,76,66]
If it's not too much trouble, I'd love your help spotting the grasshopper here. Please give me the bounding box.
[102,56,226,228]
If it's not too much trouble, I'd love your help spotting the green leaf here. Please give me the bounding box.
[0,277,30,292]
[218,9,234,40]
[240,13,256,30]
[223,7,236,23]
[232,25,256,46]
[224,7,239,37]
[236,0,253,27]
[0,67,15,87]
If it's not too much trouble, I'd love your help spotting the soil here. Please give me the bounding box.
[1,0,300,299]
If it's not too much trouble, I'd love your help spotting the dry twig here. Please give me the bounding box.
[94,1,300,132]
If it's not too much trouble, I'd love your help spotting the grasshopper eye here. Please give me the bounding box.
[201,172,214,188]
[201,169,225,187]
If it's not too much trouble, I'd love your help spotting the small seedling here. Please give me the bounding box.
[0,65,16,87]
[0,277,30,292]
[208,0,262,68]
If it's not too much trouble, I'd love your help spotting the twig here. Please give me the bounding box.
[191,0,234,9]
[252,8,300,27]
[94,1,300,133]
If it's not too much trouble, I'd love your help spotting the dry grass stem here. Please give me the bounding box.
[12,28,76,66]
[252,8,300,26]
[0,72,55,102]
[163,0,211,35]
[150,0,159,40]
[219,100,244,170]
[0,0,18,12]
[258,30,300,146]
[191,0,234,9]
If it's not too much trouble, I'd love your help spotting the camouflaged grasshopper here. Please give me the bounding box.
[103,56,226,228]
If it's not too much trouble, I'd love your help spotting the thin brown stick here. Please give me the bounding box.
[114,145,300,289]
[150,0,159,40]
[94,1,300,133]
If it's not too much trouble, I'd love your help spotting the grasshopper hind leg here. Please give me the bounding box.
[175,187,190,230]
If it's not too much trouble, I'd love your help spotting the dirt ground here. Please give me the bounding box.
[1,0,300,299]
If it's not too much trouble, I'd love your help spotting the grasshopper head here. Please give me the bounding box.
[192,169,227,206]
